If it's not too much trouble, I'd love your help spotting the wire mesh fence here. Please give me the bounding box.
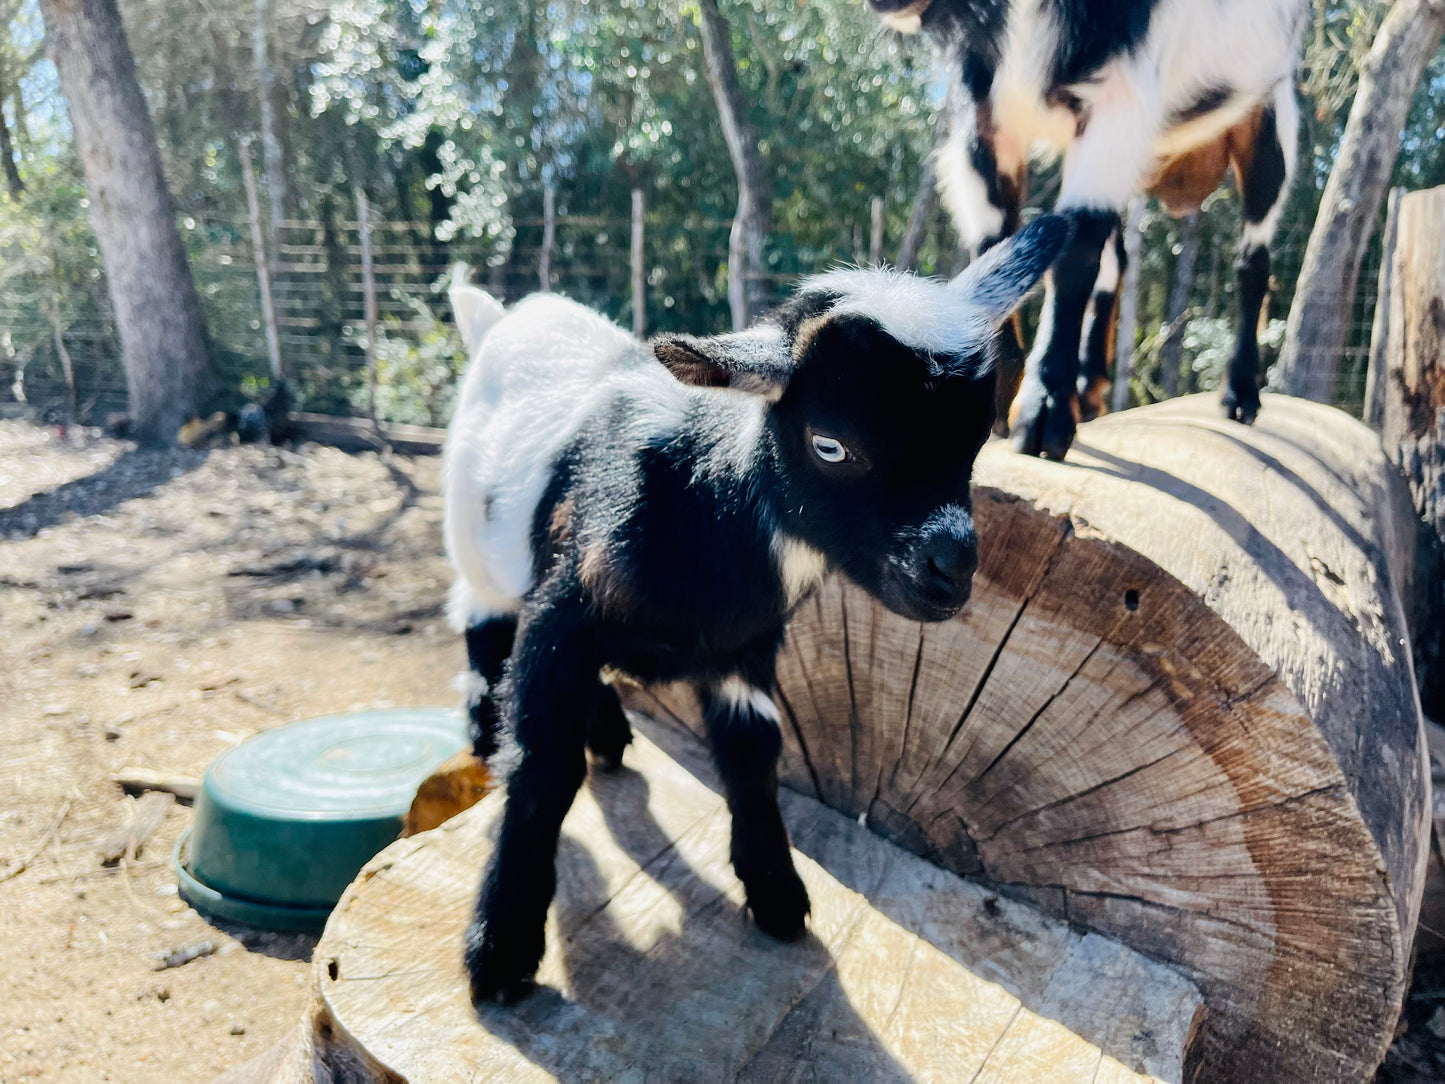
[0,197,1384,431]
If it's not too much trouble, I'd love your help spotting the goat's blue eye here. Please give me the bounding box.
[811,434,850,464]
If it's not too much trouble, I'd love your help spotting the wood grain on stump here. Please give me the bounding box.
[640,393,1430,1084]
[268,735,1200,1084]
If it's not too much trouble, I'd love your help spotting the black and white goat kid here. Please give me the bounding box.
[869,0,1306,458]
[444,215,1070,1003]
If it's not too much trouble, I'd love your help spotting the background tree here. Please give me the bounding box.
[1279,0,1445,402]
[37,0,211,443]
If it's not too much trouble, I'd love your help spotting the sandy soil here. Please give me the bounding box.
[0,418,1440,1084]
[0,421,460,1083]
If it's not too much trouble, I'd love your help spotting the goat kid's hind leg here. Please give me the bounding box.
[702,673,809,941]
[462,614,517,760]
[465,586,597,1005]
[1223,85,1297,425]
[1009,209,1118,458]
[585,677,632,772]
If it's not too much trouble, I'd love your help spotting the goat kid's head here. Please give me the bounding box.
[654,214,1069,623]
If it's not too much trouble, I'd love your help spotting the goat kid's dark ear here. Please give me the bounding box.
[951,213,1073,324]
[653,330,792,399]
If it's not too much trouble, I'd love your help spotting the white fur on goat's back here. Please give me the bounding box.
[444,294,690,631]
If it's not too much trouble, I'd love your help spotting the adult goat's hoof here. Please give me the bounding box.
[1009,378,1077,460]
[746,868,811,942]
[1221,381,1261,425]
[465,917,541,1006]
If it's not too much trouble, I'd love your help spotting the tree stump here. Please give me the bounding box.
[226,734,1201,1084]
[1370,183,1445,718]
[638,394,1431,1084]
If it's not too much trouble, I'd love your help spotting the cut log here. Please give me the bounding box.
[636,393,1430,1084]
[238,734,1200,1084]
[1372,183,1445,719]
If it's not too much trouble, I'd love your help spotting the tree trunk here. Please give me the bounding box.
[696,0,771,329]
[643,395,1429,1084]
[1371,184,1445,721]
[1277,0,1445,402]
[39,0,211,445]
[244,733,1201,1084]
[1158,213,1201,398]
[0,64,23,199]
[1111,197,1144,413]
[897,155,935,272]
[253,0,286,253]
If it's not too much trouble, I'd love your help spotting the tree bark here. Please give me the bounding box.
[39,0,211,445]
[0,58,24,199]
[253,0,286,253]
[1277,0,1445,402]
[696,0,771,329]
[1158,213,1201,398]
[1372,184,1445,720]
[0,100,22,199]
[1111,197,1144,413]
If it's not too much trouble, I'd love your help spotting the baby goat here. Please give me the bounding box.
[445,214,1069,1003]
[870,0,1305,458]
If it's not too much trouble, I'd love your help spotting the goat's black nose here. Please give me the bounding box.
[922,537,977,594]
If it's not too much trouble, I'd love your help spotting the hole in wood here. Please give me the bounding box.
[327,958,339,981]
[1124,589,1140,612]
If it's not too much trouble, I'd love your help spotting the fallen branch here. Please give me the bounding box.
[0,797,72,883]
[111,767,200,803]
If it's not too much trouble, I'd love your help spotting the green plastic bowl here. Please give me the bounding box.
[175,707,469,931]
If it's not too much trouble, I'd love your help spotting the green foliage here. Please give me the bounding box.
[4,0,1445,420]
[346,288,466,427]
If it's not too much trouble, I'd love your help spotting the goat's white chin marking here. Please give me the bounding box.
[879,0,931,34]
[774,534,829,608]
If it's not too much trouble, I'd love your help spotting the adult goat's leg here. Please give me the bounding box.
[936,75,1025,434]
[1223,84,1297,425]
[701,669,809,941]
[1078,228,1125,422]
[1012,67,1158,458]
[465,580,597,1005]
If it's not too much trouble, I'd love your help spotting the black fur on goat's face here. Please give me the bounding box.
[771,313,993,622]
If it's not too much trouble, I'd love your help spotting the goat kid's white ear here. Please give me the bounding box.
[950,213,1073,325]
[653,329,792,399]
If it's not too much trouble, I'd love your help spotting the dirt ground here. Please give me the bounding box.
[0,420,460,1083]
[1,418,1442,1084]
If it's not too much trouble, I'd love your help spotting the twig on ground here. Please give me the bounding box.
[0,797,72,883]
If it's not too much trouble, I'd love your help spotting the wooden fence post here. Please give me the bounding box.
[355,187,379,433]
[631,188,646,339]
[869,196,884,266]
[539,184,556,292]
[240,136,284,382]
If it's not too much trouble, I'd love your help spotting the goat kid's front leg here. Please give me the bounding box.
[701,674,809,941]
[465,586,598,1005]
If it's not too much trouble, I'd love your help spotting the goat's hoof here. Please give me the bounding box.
[1009,380,1077,460]
[1221,384,1261,426]
[747,871,811,942]
[465,919,542,1007]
